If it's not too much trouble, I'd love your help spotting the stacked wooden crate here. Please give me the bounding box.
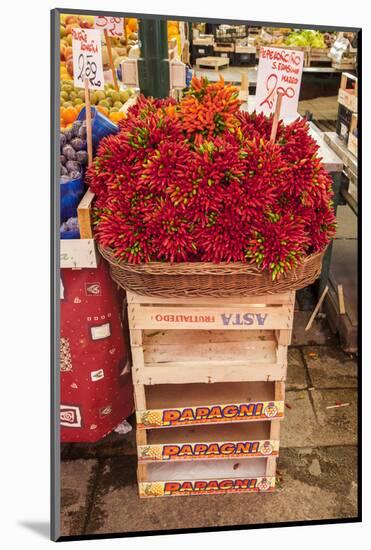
[127,290,294,498]
[336,72,358,158]
[307,47,331,66]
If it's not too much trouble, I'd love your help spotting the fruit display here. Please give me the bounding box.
[60,80,134,128]
[60,14,95,80]
[254,28,332,49]
[285,30,326,48]
[60,120,89,181]
[86,76,336,279]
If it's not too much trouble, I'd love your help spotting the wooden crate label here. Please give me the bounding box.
[138,439,279,461]
[136,400,284,428]
[139,476,275,497]
[130,305,292,330]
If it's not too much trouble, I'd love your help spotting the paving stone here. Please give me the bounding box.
[83,446,357,535]
[61,443,72,460]
[280,390,318,448]
[65,428,136,460]
[295,287,317,311]
[310,388,357,446]
[335,205,357,239]
[292,311,336,346]
[286,348,308,390]
[303,346,358,388]
[60,459,98,537]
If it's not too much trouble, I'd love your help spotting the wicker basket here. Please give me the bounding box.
[99,244,326,298]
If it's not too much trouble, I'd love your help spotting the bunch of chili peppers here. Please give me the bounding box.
[86,76,336,279]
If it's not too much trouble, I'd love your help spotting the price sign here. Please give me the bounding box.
[94,16,123,37]
[72,27,104,90]
[255,46,304,118]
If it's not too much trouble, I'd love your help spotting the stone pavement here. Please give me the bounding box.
[60,301,358,537]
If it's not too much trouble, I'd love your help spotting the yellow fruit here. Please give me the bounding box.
[109,111,126,123]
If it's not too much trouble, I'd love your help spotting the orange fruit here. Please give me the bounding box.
[62,106,78,124]
[76,103,85,114]
[96,105,109,117]
[126,18,138,32]
[109,111,126,123]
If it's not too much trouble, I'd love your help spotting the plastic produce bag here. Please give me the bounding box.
[329,33,350,63]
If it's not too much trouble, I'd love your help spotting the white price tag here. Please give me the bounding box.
[94,16,123,37]
[255,46,304,118]
[72,27,104,90]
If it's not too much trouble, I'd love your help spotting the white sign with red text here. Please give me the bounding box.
[255,46,304,118]
[72,27,104,90]
[94,16,123,37]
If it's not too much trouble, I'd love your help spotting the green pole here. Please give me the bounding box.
[138,19,170,98]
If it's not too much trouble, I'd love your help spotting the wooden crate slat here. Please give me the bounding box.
[142,336,277,364]
[77,188,94,239]
[129,304,293,331]
[138,458,275,497]
[142,328,273,345]
[139,476,275,497]
[136,402,284,430]
[134,362,286,385]
[138,421,279,462]
[127,291,295,305]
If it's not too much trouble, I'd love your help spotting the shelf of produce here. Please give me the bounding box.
[138,456,275,497]
[136,380,285,430]
[60,96,138,269]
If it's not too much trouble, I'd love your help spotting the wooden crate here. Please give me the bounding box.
[138,457,276,497]
[129,291,292,497]
[308,47,331,66]
[338,72,357,113]
[195,56,230,71]
[135,380,285,430]
[235,44,256,54]
[60,189,99,269]
[347,113,358,157]
[193,35,214,46]
[137,418,280,462]
[214,42,235,53]
[128,292,293,385]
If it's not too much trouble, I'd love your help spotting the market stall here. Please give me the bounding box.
[56,13,358,533]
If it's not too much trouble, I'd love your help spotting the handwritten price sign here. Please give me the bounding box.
[94,16,123,37]
[72,27,104,90]
[255,46,304,118]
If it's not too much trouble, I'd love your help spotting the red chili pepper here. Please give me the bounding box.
[85,84,336,272]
